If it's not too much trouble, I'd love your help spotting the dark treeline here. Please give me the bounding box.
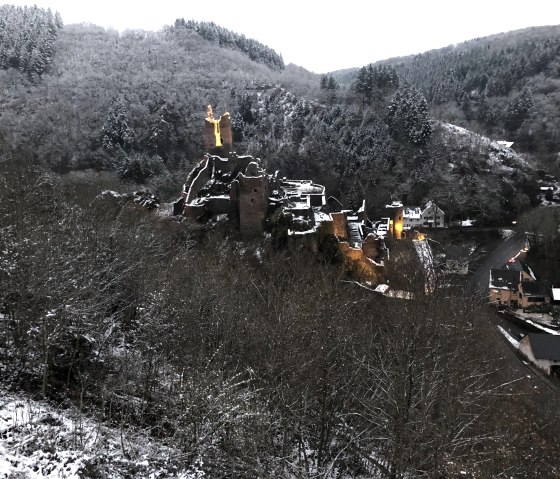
[338,26,560,167]
[1,153,559,478]
[174,18,285,71]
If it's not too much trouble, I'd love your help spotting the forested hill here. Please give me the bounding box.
[336,25,560,168]
[0,16,317,171]
[0,7,549,224]
[3,11,560,477]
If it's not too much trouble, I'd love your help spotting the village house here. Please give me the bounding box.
[518,334,560,376]
[488,258,551,308]
[385,200,445,239]
[552,287,560,304]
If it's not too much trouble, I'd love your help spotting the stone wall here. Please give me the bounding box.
[204,114,233,153]
[183,202,206,220]
[219,114,233,153]
[234,166,268,239]
[185,157,211,204]
[206,196,231,215]
[339,241,384,282]
[362,233,379,259]
[331,212,348,239]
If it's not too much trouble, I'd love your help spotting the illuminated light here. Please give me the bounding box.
[394,221,403,239]
[213,121,222,147]
[206,104,222,147]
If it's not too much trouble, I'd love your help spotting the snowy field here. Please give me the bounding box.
[0,389,203,479]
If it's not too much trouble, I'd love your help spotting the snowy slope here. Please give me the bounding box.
[0,389,204,479]
[439,122,531,175]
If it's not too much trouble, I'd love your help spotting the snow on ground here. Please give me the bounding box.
[499,229,515,239]
[497,325,520,348]
[516,318,560,335]
[0,389,204,478]
[439,122,530,173]
[413,239,435,292]
[512,309,557,328]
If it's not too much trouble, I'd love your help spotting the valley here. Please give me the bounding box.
[1,5,560,478]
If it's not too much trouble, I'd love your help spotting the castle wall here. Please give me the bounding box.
[185,157,211,204]
[287,230,319,254]
[362,233,379,259]
[338,241,384,282]
[184,203,206,220]
[237,173,268,239]
[331,212,348,239]
[206,196,231,215]
[219,115,233,153]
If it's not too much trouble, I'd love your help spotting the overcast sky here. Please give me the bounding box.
[8,0,560,73]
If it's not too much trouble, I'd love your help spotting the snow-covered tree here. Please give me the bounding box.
[386,85,432,146]
[101,97,135,155]
[505,86,534,131]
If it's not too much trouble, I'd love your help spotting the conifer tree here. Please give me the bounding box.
[505,86,534,131]
[101,97,135,155]
[386,85,432,146]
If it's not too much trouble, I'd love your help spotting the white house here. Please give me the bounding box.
[403,201,445,229]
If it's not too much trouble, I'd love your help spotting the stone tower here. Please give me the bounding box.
[204,105,233,153]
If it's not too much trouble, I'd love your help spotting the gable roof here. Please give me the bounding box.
[489,269,520,289]
[527,334,560,361]
[504,258,536,279]
[422,201,444,216]
[521,281,550,297]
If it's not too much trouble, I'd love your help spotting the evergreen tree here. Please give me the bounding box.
[386,85,432,146]
[354,66,372,105]
[505,86,534,131]
[101,97,135,155]
[327,75,339,91]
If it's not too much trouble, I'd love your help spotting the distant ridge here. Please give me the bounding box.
[174,18,284,70]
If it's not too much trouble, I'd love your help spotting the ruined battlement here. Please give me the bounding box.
[176,107,388,282]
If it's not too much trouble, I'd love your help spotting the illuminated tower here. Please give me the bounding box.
[204,105,233,153]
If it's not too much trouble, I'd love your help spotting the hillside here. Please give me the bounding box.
[0,13,549,224]
[335,26,560,171]
[2,8,560,478]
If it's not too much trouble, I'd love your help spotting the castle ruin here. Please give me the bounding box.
[174,107,388,283]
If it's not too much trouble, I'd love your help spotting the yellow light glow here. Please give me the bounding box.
[394,221,403,239]
[213,120,222,147]
[207,105,222,147]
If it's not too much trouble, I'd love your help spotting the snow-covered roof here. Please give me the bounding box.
[489,269,520,290]
[385,201,403,208]
[403,207,422,219]
[461,219,475,227]
[496,141,514,148]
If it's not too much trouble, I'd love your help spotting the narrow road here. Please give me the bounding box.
[466,229,560,393]
[468,231,527,295]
